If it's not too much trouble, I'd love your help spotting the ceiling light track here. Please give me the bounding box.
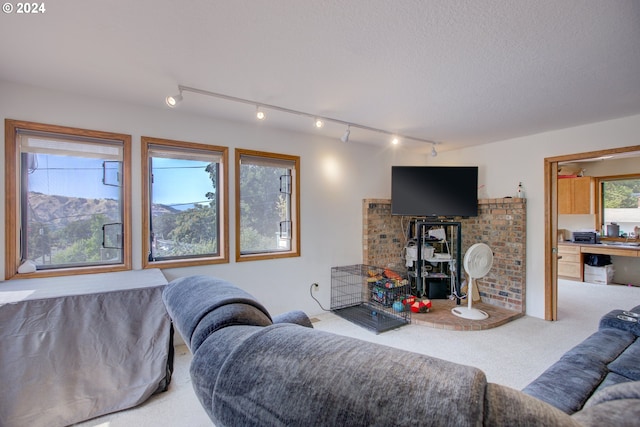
[168,84,439,147]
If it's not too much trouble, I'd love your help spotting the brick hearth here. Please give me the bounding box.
[363,198,526,329]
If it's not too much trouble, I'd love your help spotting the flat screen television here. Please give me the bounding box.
[391,166,478,217]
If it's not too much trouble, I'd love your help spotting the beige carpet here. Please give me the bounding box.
[74,279,640,426]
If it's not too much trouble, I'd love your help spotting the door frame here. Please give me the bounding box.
[544,145,640,320]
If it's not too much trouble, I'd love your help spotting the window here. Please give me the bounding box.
[598,175,640,237]
[236,149,300,261]
[4,119,131,279]
[142,137,228,268]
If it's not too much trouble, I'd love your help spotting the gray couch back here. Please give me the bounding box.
[163,276,640,427]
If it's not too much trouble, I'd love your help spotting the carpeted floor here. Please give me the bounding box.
[74,279,640,426]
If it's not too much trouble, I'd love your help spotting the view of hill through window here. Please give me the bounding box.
[25,153,123,267]
[149,156,220,260]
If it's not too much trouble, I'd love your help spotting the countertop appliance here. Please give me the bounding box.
[606,223,620,237]
[573,231,599,244]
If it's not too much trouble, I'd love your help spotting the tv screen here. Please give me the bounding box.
[391,166,478,217]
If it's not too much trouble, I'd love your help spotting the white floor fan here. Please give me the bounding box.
[452,243,492,320]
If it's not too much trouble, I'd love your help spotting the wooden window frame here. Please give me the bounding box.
[235,149,300,262]
[595,173,640,240]
[141,136,229,269]
[4,119,132,280]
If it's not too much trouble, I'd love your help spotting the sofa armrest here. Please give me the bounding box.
[486,384,581,427]
[190,303,272,353]
[162,275,272,351]
[599,309,640,336]
[577,381,640,426]
[572,398,640,427]
[272,310,314,328]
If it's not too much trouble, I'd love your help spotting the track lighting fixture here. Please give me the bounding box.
[165,92,183,108]
[165,85,440,149]
[431,143,438,157]
[340,125,351,143]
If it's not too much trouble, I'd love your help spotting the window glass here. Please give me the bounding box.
[142,138,228,267]
[4,119,131,278]
[236,150,300,260]
[601,177,640,237]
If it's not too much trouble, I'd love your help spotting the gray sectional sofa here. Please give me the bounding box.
[523,307,640,416]
[162,276,640,426]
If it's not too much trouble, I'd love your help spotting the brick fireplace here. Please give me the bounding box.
[363,198,526,313]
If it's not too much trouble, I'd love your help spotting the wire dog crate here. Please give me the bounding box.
[331,264,411,333]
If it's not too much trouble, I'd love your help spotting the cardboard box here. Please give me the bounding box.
[584,264,615,285]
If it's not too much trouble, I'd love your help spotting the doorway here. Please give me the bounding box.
[544,145,640,320]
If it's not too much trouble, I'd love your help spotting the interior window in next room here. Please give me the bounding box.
[598,175,640,238]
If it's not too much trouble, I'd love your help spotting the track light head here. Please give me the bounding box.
[431,144,438,157]
[165,92,183,108]
[340,125,351,143]
[256,106,266,120]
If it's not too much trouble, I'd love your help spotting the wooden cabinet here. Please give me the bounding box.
[558,177,594,214]
[558,244,582,280]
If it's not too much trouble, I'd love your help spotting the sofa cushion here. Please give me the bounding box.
[607,339,640,381]
[210,323,488,427]
[560,327,635,364]
[162,275,272,350]
[522,328,635,414]
[522,359,606,414]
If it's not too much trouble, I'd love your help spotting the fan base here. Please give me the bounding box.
[451,307,489,320]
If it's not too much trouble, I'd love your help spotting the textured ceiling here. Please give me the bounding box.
[1,0,639,153]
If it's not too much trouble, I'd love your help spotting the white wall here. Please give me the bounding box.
[432,114,640,317]
[0,80,419,316]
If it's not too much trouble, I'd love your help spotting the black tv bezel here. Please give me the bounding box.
[391,166,478,218]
